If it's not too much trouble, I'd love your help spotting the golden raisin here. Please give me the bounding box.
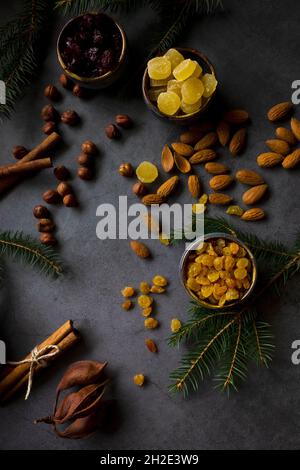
[121,286,135,297]
[140,282,150,294]
[122,300,132,310]
[150,285,166,294]
[152,275,168,287]
[142,306,153,317]
[134,374,145,386]
[138,294,153,308]
[234,268,247,280]
[145,317,159,329]
[145,338,158,353]
[171,318,182,333]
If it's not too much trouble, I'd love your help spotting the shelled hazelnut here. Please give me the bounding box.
[105,123,120,139]
[77,154,93,167]
[73,84,86,98]
[37,218,56,233]
[12,145,28,160]
[115,114,133,129]
[43,121,56,135]
[54,165,70,181]
[59,73,73,90]
[41,104,59,122]
[63,194,78,207]
[57,182,73,197]
[42,189,61,204]
[132,182,147,197]
[61,110,79,126]
[33,205,50,219]
[44,84,61,102]
[40,233,57,246]
[119,162,134,177]
[81,140,98,155]
[77,167,93,180]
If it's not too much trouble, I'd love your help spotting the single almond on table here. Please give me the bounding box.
[242,184,268,205]
[209,193,233,205]
[142,194,165,205]
[194,132,218,151]
[174,153,191,173]
[265,139,290,155]
[267,101,293,122]
[282,149,300,169]
[189,149,217,164]
[224,109,249,125]
[291,117,300,141]
[257,152,284,167]
[235,169,265,185]
[229,128,247,156]
[205,162,230,175]
[188,175,202,198]
[180,130,203,145]
[157,175,179,197]
[241,208,265,221]
[130,240,151,258]
[209,175,233,191]
[216,120,231,146]
[171,142,194,157]
[161,144,174,173]
[275,127,297,145]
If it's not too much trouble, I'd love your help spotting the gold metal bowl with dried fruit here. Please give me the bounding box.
[180,233,257,310]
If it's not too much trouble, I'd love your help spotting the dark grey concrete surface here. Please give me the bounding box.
[1,0,300,450]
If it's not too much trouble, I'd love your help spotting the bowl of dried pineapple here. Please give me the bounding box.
[180,233,257,309]
[142,47,217,123]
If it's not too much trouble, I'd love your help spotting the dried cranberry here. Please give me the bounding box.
[101,49,114,68]
[81,14,94,29]
[85,47,99,62]
[93,29,105,46]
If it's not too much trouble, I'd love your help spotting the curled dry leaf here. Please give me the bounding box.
[161,144,174,173]
[54,409,104,439]
[56,361,107,397]
[174,153,191,174]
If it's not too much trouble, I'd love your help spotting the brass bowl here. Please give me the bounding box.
[57,12,128,89]
[179,233,257,310]
[142,47,217,124]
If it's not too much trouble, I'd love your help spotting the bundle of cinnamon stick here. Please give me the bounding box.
[0,320,80,403]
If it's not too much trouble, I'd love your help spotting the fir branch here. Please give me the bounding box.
[55,0,145,15]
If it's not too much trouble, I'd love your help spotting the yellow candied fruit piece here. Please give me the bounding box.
[122,300,132,311]
[196,241,207,254]
[173,59,196,81]
[242,278,251,290]
[167,79,182,98]
[201,285,214,298]
[145,317,159,329]
[121,286,135,298]
[181,98,202,115]
[159,233,170,246]
[226,288,239,301]
[171,318,182,333]
[134,374,145,386]
[192,61,203,78]
[201,255,215,267]
[225,256,235,271]
[229,243,240,255]
[138,295,153,308]
[202,73,218,98]
[150,285,165,294]
[213,257,224,271]
[186,277,202,292]
[196,276,211,286]
[140,282,150,294]
[152,275,168,287]
[225,278,236,288]
[158,91,181,116]
[148,86,166,102]
[236,258,249,269]
[188,263,203,277]
[207,270,220,282]
[150,77,170,87]
[136,161,158,183]
[226,205,245,217]
[192,203,206,214]
[164,48,184,69]
[219,294,227,307]
[142,306,153,317]
[148,56,172,80]
[181,77,204,105]
[199,194,208,205]
[234,268,248,280]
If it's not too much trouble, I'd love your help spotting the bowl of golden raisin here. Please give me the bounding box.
[142,47,217,123]
[180,234,257,309]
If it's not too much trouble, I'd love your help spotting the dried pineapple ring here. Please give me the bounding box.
[202,73,218,98]
[181,77,204,105]
[191,61,203,78]
[157,91,181,116]
[167,79,182,97]
[236,258,249,269]
[181,98,202,115]
[136,161,158,183]
[234,268,247,280]
[152,275,168,287]
[138,294,153,308]
[201,285,214,298]
[164,48,184,69]
[148,57,172,80]
[173,59,196,81]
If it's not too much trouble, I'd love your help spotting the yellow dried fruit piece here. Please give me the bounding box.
[192,203,206,214]
[196,276,211,286]
[222,246,232,256]
[226,205,245,217]
[142,307,153,317]
[140,282,150,294]
[236,258,249,269]
[199,193,208,204]
[234,268,248,280]
[237,247,246,257]
[226,288,239,301]
[202,73,218,98]
[213,284,227,298]
[150,285,165,294]
[159,233,170,246]
[164,48,184,69]
[229,243,240,255]
[208,295,218,305]
[201,255,215,267]
[138,295,153,308]
[136,161,158,183]
[144,317,159,329]
[201,285,214,298]
[181,77,205,105]
[171,318,182,333]
[225,278,236,288]
[192,61,203,78]
[187,277,202,292]
[167,79,182,97]
[207,243,217,256]
[181,98,202,115]
[196,242,207,254]
[224,256,235,271]
[219,294,227,307]
[213,257,224,271]
[219,270,227,280]
[134,374,145,386]
[122,300,132,311]
[152,275,168,287]
[150,78,170,87]
[145,338,158,353]
[121,286,135,298]
[158,91,181,116]
[148,86,166,102]
[207,270,220,282]
[188,263,202,277]
[148,56,171,80]
[173,59,196,81]
[242,278,251,290]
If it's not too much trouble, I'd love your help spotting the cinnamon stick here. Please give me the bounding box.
[0,132,61,195]
[0,157,52,178]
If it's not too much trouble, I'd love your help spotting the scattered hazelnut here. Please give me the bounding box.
[33,205,50,219]
[42,121,56,135]
[115,114,133,129]
[37,218,56,233]
[77,167,93,180]
[105,123,120,139]
[57,182,73,197]
[42,189,61,204]
[59,73,73,90]
[44,84,61,102]
[54,165,70,181]
[81,140,98,155]
[119,162,134,177]
[63,194,78,207]
[77,154,93,167]
[41,104,59,122]
[40,233,57,246]
[12,145,28,160]
[132,181,147,197]
[73,84,86,98]
[61,110,79,126]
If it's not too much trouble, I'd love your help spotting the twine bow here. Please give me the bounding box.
[8,345,60,400]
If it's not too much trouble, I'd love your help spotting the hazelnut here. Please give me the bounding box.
[59,73,73,90]
[73,84,86,98]
[54,165,70,181]
[132,181,147,197]
[115,114,133,129]
[41,104,59,122]
[77,153,93,167]
[44,84,61,101]
[63,194,78,207]
[33,205,50,219]
[42,121,56,135]
[40,233,57,246]
[42,189,61,204]
[61,110,79,126]
[105,123,121,139]
[57,182,73,197]
[77,167,93,180]
[81,140,98,155]
[37,218,56,233]
[119,162,134,177]
[12,145,28,160]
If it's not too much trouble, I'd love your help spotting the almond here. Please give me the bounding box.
[180,130,203,145]
[229,128,247,156]
[224,109,249,125]
[216,121,231,146]
[130,240,151,258]
[242,184,268,205]
[267,101,293,122]
[205,162,230,175]
[174,153,191,173]
[235,169,265,185]
[241,208,265,221]
[282,149,300,169]
[208,193,233,205]
[189,149,217,164]
[265,139,290,155]
[157,176,179,197]
[188,175,202,198]
[291,117,300,141]
[171,142,194,157]
[275,127,297,145]
[194,132,218,151]
[257,152,283,167]
[142,194,165,206]
[161,144,174,173]
[209,175,233,191]
[145,338,157,353]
